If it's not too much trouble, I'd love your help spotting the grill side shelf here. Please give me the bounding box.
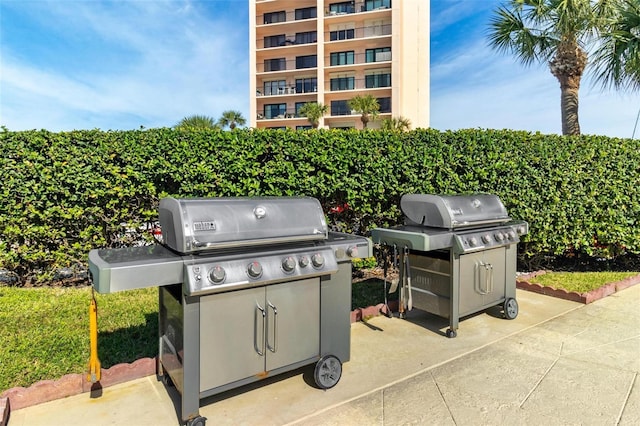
[370,227,453,252]
[88,245,183,293]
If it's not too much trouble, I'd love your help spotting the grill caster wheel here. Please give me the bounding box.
[446,328,457,338]
[503,298,518,320]
[186,416,206,426]
[314,355,342,389]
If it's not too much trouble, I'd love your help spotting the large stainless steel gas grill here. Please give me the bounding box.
[371,194,528,338]
[88,197,371,426]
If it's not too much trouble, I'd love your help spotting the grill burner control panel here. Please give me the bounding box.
[453,222,528,253]
[185,247,339,296]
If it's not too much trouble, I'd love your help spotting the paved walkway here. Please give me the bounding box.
[8,285,640,425]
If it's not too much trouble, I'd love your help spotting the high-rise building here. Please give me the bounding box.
[249,0,429,130]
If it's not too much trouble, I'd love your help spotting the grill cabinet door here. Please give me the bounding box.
[265,278,320,371]
[199,287,266,391]
[458,247,506,316]
[198,278,320,393]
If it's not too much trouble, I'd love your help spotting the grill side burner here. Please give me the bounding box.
[88,196,371,426]
[371,193,528,338]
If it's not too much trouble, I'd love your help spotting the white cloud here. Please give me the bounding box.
[0,0,249,131]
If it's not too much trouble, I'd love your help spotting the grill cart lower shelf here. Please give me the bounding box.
[404,246,519,338]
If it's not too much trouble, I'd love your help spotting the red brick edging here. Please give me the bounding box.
[516,271,640,304]
[0,357,156,416]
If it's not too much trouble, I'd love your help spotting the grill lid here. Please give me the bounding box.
[159,196,328,253]
[401,194,510,229]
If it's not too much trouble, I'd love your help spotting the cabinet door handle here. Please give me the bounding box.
[485,263,494,294]
[255,302,266,356]
[266,301,278,353]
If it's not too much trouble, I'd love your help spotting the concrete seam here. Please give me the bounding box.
[381,387,385,426]
[562,335,640,357]
[431,371,457,426]
[615,371,637,426]
[519,356,560,408]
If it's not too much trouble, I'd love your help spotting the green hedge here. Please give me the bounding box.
[1,128,638,284]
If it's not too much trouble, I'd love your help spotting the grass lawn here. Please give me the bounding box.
[0,286,157,392]
[1,270,637,393]
[518,271,638,294]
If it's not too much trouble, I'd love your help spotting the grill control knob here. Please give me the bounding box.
[299,255,310,268]
[482,234,491,244]
[495,232,505,242]
[247,261,263,278]
[468,237,478,247]
[311,253,325,268]
[347,246,359,258]
[209,265,225,283]
[507,231,516,241]
[282,256,296,272]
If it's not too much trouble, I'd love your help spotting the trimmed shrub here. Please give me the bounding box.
[1,127,638,284]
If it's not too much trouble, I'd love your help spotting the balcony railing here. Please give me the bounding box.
[325,24,392,42]
[258,35,317,50]
[256,2,391,24]
[326,75,391,92]
[325,50,391,67]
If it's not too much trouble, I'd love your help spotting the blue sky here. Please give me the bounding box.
[1,0,638,137]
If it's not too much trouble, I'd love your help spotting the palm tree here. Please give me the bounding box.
[592,0,640,92]
[217,110,246,130]
[348,94,379,129]
[381,116,412,131]
[175,115,219,130]
[488,0,639,136]
[298,102,329,129]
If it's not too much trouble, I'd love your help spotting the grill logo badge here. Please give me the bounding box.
[193,221,216,231]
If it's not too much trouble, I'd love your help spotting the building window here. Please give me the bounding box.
[330,76,355,91]
[365,73,391,88]
[365,0,391,11]
[330,51,355,66]
[330,28,355,41]
[264,34,286,48]
[264,80,287,96]
[267,126,287,130]
[295,31,317,45]
[264,11,286,24]
[365,47,391,62]
[264,103,287,119]
[295,78,317,94]
[296,125,313,130]
[377,97,391,113]
[331,100,351,116]
[296,55,317,69]
[264,58,286,72]
[295,7,317,20]
[329,2,355,14]
[295,102,308,117]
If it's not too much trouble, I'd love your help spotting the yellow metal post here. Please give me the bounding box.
[87,292,101,383]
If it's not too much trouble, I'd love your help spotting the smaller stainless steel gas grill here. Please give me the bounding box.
[371,194,528,338]
[88,197,371,426]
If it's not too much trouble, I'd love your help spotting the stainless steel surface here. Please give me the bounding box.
[374,193,527,337]
[198,278,320,392]
[159,196,328,254]
[88,245,183,293]
[401,193,510,229]
[88,196,372,425]
[182,246,338,296]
